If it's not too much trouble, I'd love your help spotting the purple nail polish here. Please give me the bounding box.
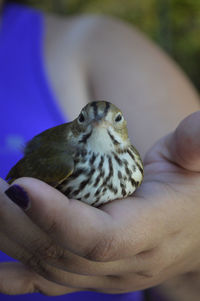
[5,185,30,210]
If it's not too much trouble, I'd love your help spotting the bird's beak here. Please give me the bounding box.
[92,117,108,128]
[92,120,101,127]
[92,121,99,127]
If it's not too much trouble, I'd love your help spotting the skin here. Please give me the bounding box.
[0,2,200,300]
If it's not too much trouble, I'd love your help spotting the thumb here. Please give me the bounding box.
[167,111,200,171]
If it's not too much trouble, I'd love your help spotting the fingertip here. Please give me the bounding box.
[11,177,71,208]
[5,184,30,210]
[171,111,200,171]
[3,177,50,211]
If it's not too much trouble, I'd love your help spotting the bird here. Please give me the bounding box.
[6,101,143,207]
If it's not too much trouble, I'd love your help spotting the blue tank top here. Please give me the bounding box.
[0,3,144,301]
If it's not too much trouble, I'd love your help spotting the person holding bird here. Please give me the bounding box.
[0,1,200,301]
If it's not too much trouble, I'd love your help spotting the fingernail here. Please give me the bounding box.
[5,185,30,210]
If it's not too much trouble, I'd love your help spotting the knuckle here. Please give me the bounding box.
[22,251,58,282]
[85,235,116,262]
[23,240,65,275]
[45,220,58,236]
[135,249,164,279]
[136,247,157,260]
[136,264,163,279]
[136,270,158,279]
[23,253,46,276]
[37,240,65,261]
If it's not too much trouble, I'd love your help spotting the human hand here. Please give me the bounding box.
[1,111,200,295]
[0,178,77,295]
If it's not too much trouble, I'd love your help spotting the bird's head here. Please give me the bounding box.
[71,101,130,153]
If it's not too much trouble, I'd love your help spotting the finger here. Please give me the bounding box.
[40,246,157,277]
[0,231,32,264]
[25,258,182,294]
[30,260,116,291]
[0,229,157,291]
[0,185,45,250]
[0,218,187,286]
[0,186,66,273]
[0,259,133,293]
[41,246,122,276]
[0,262,79,296]
[0,217,144,279]
[5,178,116,260]
[5,178,164,263]
[166,111,200,171]
[1,224,157,279]
[0,262,158,295]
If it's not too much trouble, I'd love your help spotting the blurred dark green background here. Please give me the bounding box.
[13,0,200,92]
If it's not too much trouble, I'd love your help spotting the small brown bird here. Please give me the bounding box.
[6,101,143,207]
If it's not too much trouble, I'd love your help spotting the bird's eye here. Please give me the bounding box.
[78,112,85,123]
[115,113,123,122]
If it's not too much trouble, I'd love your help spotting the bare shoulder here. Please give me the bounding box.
[43,11,190,82]
[43,13,147,119]
[44,12,143,53]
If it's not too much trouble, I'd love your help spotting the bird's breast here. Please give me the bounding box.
[57,147,143,207]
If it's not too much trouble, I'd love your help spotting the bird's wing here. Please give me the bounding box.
[6,151,74,186]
